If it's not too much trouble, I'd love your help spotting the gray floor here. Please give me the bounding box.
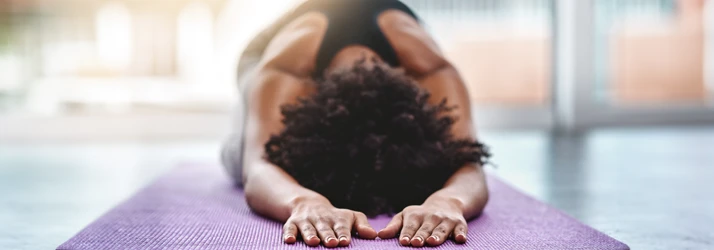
[1,127,713,249]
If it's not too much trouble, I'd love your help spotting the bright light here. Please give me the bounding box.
[214,0,302,85]
[0,54,23,91]
[95,2,133,70]
[177,2,214,80]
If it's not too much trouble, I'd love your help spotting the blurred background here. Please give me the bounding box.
[0,0,712,138]
[1,1,713,249]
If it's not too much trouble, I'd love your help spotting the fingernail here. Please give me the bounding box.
[456,233,466,243]
[339,236,347,242]
[400,236,410,246]
[414,236,423,243]
[430,235,439,241]
[326,237,336,243]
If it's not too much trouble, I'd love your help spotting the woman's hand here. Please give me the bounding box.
[377,198,468,247]
[283,197,378,247]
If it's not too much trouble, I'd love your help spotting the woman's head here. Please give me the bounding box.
[265,61,489,216]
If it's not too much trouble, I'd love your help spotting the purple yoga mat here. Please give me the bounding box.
[58,164,628,250]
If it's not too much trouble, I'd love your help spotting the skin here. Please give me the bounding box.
[240,10,488,248]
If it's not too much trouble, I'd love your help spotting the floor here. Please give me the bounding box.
[1,127,713,249]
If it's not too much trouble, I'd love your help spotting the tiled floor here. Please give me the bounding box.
[1,127,713,249]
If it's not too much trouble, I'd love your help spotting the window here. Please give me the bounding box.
[404,0,554,106]
[595,0,709,105]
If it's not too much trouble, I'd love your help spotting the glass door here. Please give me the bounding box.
[556,0,714,129]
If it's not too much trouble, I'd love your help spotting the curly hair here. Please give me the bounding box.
[264,61,490,216]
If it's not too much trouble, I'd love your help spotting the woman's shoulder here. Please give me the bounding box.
[377,10,450,77]
[258,11,328,78]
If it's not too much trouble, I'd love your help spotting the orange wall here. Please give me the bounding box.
[612,0,707,103]
[444,36,551,105]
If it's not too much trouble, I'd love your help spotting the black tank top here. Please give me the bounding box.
[289,0,419,75]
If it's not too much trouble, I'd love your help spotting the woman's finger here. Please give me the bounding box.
[398,213,423,246]
[411,215,441,247]
[313,220,338,248]
[454,222,468,244]
[377,212,403,239]
[296,220,320,246]
[353,211,378,239]
[426,220,455,246]
[282,222,298,244]
[333,217,352,247]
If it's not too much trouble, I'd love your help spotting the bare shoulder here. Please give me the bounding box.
[259,11,328,77]
[242,12,323,107]
[377,10,450,76]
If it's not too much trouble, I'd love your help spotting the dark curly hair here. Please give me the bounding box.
[264,61,489,216]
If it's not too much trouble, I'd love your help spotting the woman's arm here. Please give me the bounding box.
[376,10,489,247]
[376,64,489,247]
[243,68,377,247]
[241,68,322,222]
[239,13,377,247]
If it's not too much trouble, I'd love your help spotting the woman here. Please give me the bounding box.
[222,0,490,247]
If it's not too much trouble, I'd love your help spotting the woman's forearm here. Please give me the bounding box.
[423,164,488,219]
[243,158,328,221]
[416,63,488,219]
[241,68,326,222]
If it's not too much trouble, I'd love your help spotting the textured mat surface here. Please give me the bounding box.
[58,164,629,250]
